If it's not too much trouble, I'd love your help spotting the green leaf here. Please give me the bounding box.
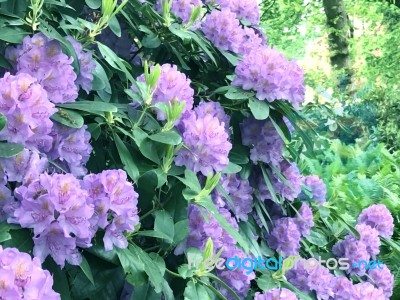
[58,100,118,113]
[175,169,202,193]
[116,247,147,286]
[0,26,29,43]
[173,219,189,244]
[306,229,329,247]
[85,0,101,9]
[148,131,182,145]
[249,98,270,120]
[219,49,241,66]
[184,281,201,300]
[196,199,249,253]
[0,142,24,158]
[79,255,95,285]
[169,23,192,41]
[0,223,12,243]
[256,273,279,291]
[108,15,121,37]
[92,61,111,92]
[221,162,242,174]
[225,89,255,100]
[0,113,6,131]
[132,282,161,300]
[154,210,175,242]
[51,108,84,128]
[113,132,140,181]
[97,42,134,83]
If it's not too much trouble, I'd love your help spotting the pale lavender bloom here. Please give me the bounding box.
[332,276,354,300]
[212,174,253,221]
[294,203,314,237]
[210,0,260,25]
[355,223,381,259]
[47,123,93,177]
[133,64,194,121]
[175,111,232,175]
[194,101,230,132]
[332,235,370,275]
[287,259,335,300]
[0,72,56,146]
[233,46,305,108]
[66,36,96,93]
[156,0,202,25]
[267,217,301,256]
[303,175,327,204]
[254,288,298,300]
[0,185,13,222]
[0,246,60,299]
[358,204,394,238]
[0,149,48,184]
[240,117,284,166]
[238,27,263,56]
[201,10,243,53]
[258,161,302,202]
[33,222,82,268]
[351,282,385,300]
[6,33,78,103]
[368,265,394,299]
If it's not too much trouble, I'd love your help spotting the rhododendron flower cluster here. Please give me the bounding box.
[0,72,56,147]
[333,204,393,277]
[0,149,48,185]
[156,0,202,25]
[201,10,262,56]
[46,123,93,177]
[82,170,139,251]
[233,46,305,108]
[303,175,327,203]
[212,174,253,221]
[368,265,394,298]
[0,246,60,299]
[358,204,394,238]
[6,33,78,103]
[254,288,298,300]
[133,64,194,121]
[210,0,260,25]
[258,161,302,202]
[175,104,232,175]
[6,170,139,267]
[240,116,284,166]
[267,217,302,256]
[194,101,230,132]
[185,204,254,297]
[66,36,96,93]
[294,203,314,237]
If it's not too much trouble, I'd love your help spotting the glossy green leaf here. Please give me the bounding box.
[51,108,84,128]
[0,142,24,158]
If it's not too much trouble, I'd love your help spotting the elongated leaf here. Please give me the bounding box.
[148,131,182,145]
[249,98,270,120]
[0,142,24,158]
[51,108,84,128]
[79,255,95,285]
[113,132,140,181]
[0,26,29,43]
[0,113,6,131]
[154,210,174,242]
[58,100,118,113]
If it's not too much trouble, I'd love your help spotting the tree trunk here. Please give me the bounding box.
[322,0,353,93]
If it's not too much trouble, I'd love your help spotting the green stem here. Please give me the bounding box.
[165,268,181,278]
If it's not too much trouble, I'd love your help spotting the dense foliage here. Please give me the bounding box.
[0,0,398,300]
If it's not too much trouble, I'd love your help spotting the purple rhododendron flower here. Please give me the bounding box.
[175,110,232,175]
[355,223,381,259]
[287,259,335,300]
[133,64,194,121]
[0,185,13,222]
[233,46,305,108]
[368,265,394,299]
[0,72,56,147]
[351,282,385,300]
[332,276,354,300]
[254,288,298,300]
[332,235,370,276]
[267,217,301,256]
[66,36,96,93]
[194,101,230,132]
[240,117,284,166]
[294,203,314,237]
[47,123,93,177]
[0,246,60,299]
[156,0,202,25]
[210,0,260,25]
[212,174,253,221]
[303,175,327,203]
[258,161,302,202]
[6,33,78,103]
[358,204,394,238]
